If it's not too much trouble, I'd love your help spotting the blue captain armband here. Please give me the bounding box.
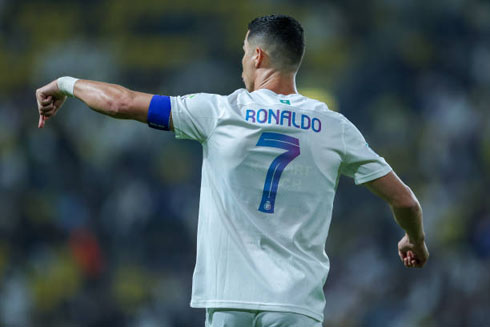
[147,95,171,131]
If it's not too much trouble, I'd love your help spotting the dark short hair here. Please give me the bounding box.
[247,15,305,72]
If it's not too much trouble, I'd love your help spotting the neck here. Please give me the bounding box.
[253,69,298,95]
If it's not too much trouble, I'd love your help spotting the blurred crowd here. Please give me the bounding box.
[1,0,489,326]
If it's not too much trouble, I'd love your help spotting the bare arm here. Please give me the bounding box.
[36,78,173,129]
[364,171,429,268]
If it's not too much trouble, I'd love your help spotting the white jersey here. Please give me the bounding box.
[170,88,392,322]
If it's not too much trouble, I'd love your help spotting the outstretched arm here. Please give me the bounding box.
[36,78,173,129]
[364,171,429,268]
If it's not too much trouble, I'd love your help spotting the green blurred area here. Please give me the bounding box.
[1,0,350,99]
[1,0,490,326]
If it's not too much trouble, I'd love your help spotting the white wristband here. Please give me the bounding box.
[57,76,79,97]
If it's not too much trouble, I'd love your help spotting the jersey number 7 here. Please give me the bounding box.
[256,132,300,214]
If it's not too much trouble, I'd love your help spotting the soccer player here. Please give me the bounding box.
[36,15,428,327]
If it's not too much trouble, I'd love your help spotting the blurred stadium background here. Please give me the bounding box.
[1,0,489,326]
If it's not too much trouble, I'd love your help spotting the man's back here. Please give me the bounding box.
[35,14,427,327]
[170,88,392,321]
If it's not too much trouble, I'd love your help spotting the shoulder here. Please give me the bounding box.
[177,89,247,104]
[299,94,348,124]
[177,92,223,103]
[226,88,253,105]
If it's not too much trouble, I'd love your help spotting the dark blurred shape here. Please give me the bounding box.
[69,228,104,277]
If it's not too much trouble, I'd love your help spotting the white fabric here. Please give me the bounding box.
[205,308,323,327]
[170,88,392,322]
[57,76,79,97]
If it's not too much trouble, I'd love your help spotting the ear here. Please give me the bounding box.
[253,47,265,68]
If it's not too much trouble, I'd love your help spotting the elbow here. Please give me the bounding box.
[391,186,421,212]
[398,198,421,214]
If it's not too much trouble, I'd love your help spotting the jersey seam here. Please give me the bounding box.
[170,97,184,139]
[202,97,225,144]
[340,118,347,176]
[341,118,347,158]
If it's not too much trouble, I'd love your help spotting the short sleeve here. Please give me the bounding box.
[340,118,392,185]
[170,93,223,142]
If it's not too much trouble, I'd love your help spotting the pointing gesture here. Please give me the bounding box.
[35,79,68,128]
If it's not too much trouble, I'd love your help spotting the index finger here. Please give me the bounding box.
[38,115,45,128]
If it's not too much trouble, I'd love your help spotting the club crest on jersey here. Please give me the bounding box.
[182,94,197,99]
[244,108,322,133]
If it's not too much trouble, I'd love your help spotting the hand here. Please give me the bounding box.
[398,233,429,268]
[36,79,67,128]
